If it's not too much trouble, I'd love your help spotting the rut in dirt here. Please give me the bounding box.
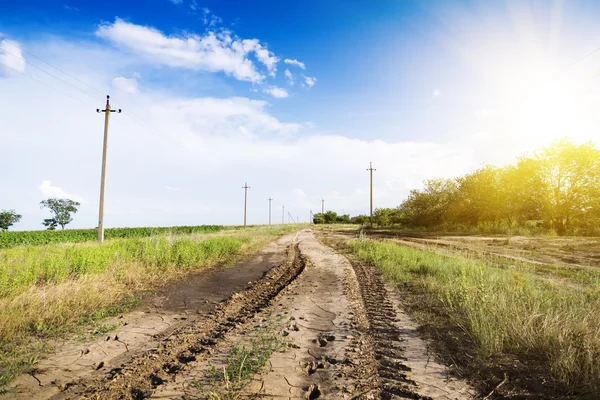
[55,242,306,400]
[351,261,428,400]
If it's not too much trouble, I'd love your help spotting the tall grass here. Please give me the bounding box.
[0,225,299,389]
[348,239,600,393]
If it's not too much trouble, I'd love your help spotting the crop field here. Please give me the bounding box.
[0,225,224,248]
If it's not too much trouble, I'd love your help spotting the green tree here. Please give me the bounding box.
[312,212,325,224]
[40,198,80,230]
[398,178,458,228]
[373,208,397,226]
[534,140,600,235]
[0,209,22,231]
[350,214,369,224]
[337,214,351,223]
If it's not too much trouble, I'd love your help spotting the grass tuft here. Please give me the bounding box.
[348,238,600,394]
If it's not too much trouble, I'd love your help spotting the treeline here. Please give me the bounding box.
[371,140,600,236]
[0,225,224,248]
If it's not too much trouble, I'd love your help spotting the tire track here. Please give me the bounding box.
[350,261,429,400]
[53,243,306,400]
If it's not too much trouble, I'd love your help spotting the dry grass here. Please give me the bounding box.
[0,225,300,389]
[348,237,600,395]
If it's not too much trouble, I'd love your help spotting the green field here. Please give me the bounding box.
[0,225,224,248]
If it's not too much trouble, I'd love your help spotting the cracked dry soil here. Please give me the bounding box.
[4,229,475,399]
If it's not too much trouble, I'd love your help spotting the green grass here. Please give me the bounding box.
[0,225,224,248]
[0,235,250,298]
[0,225,301,390]
[348,238,600,394]
[200,315,285,399]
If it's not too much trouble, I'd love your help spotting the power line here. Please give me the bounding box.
[1,39,197,160]
[0,46,100,101]
[0,59,94,107]
[1,38,105,96]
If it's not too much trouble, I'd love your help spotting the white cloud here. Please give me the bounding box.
[170,0,183,4]
[284,58,305,69]
[166,186,180,191]
[263,86,289,99]
[303,76,317,88]
[201,8,223,27]
[294,188,306,198]
[112,76,138,94]
[433,89,442,97]
[38,181,83,202]
[96,18,279,83]
[284,69,294,85]
[0,39,26,75]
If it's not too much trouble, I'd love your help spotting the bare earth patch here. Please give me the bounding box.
[3,229,477,399]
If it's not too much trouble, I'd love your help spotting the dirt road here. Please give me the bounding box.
[4,229,474,399]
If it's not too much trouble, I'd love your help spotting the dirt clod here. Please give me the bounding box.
[304,383,321,399]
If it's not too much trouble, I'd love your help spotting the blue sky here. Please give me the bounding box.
[1,0,600,229]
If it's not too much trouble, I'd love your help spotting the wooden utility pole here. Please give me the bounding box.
[242,182,250,228]
[310,209,313,224]
[268,197,273,225]
[367,162,376,228]
[282,205,285,224]
[321,198,325,224]
[96,95,121,243]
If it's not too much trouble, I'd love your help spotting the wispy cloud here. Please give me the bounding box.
[263,85,289,98]
[202,7,223,27]
[0,39,26,75]
[302,76,317,88]
[96,18,279,82]
[170,0,183,4]
[284,58,305,69]
[38,180,83,202]
[112,76,138,94]
[166,185,180,191]
[285,69,294,85]
[433,89,442,97]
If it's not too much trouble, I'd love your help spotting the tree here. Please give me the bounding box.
[350,215,369,224]
[373,208,398,226]
[0,209,22,231]
[534,140,600,235]
[40,198,80,230]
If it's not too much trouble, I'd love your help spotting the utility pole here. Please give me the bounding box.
[268,197,273,225]
[288,213,297,223]
[321,198,325,224]
[242,182,250,228]
[367,162,376,228]
[282,205,285,224]
[96,95,121,243]
[310,209,313,224]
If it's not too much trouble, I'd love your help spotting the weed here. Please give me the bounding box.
[199,316,284,399]
[348,238,600,394]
